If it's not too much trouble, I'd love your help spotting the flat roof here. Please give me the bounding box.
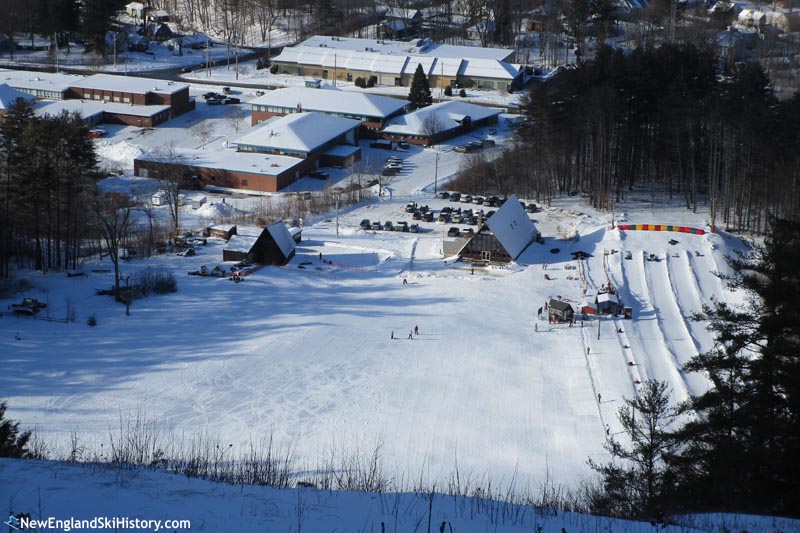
[300,35,514,61]
[0,68,79,96]
[250,87,406,119]
[33,99,171,119]
[235,112,360,154]
[69,74,189,95]
[137,147,305,177]
[0,83,36,110]
[323,144,360,157]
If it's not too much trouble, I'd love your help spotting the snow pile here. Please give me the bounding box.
[95,140,143,171]
[195,200,247,221]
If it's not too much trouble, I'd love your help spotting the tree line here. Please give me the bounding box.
[0,101,97,278]
[452,44,800,234]
[589,217,800,520]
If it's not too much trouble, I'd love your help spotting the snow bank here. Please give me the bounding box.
[95,140,143,171]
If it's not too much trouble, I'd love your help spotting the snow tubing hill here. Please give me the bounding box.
[617,224,705,235]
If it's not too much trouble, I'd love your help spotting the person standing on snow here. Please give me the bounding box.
[414,325,419,335]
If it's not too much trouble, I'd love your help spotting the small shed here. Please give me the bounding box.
[289,226,302,243]
[580,302,597,316]
[222,222,295,265]
[208,224,237,241]
[595,292,622,315]
[305,78,322,88]
[548,298,575,322]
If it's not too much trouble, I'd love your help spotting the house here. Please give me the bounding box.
[716,26,759,67]
[458,194,539,263]
[235,112,361,172]
[126,32,149,52]
[146,22,179,42]
[207,224,237,241]
[737,9,766,28]
[0,84,36,122]
[289,227,302,243]
[595,292,622,315]
[222,223,295,265]
[182,33,213,50]
[548,299,575,322]
[126,2,146,19]
[147,9,171,23]
[249,87,407,134]
[382,101,502,146]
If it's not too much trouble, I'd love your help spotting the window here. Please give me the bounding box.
[93,94,100,100]
[123,97,131,103]
[114,96,120,102]
[394,77,401,86]
[347,72,353,81]
[83,93,90,99]
[241,179,248,186]
[103,95,110,101]
[322,69,329,79]
[298,66,304,75]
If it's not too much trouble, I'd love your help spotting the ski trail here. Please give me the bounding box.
[670,251,717,358]
[618,250,691,405]
[639,251,693,403]
[655,253,710,397]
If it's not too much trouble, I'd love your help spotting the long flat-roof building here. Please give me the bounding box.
[66,74,194,120]
[272,36,522,93]
[249,87,407,133]
[0,68,79,100]
[33,99,171,128]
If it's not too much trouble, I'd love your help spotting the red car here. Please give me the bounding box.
[87,128,105,138]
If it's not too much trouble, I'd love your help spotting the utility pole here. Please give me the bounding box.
[434,151,439,194]
[206,38,210,77]
[335,194,340,236]
[597,311,601,340]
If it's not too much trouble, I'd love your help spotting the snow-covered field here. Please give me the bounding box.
[0,70,759,528]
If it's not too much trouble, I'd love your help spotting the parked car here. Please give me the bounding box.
[451,212,463,223]
[526,203,537,213]
[441,206,452,214]
[405,201,418,213]
[222,86,232,94]
[422,211,434,222]
[371,221,382,230]
[462,195,473,203]
[360,219,371,230]
[447,227,461,237]
[468,216,479,225]
[437,214,449,224]
[454,145,467,153]
[222,97,240,104]
[449,192,461,201]
[411,211,422,220]
[409,223,419,233]
[437,191,449,199]
[462,227,475,237]
[381,167,399,176]
[203,92,221,100]
[308,170,329,179]
[395,221,408,232]
[207,98,223,105]
[397,140,410,150]
[181,66,192,73]
[87,128,105,138]
[472,196,484,205]
[383,221,394,231]
[483,139,496,147]
[419,205,429,213]
[467,140,483,149]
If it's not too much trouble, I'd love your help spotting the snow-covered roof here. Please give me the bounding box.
[224,234,258,254]
[297,35,514,61]
[458,59,519,80]
[485,194,538,260]
[0,83,36,110]
[596,293,620,305]
[323,144,360,157]
[69,74,189,95]
[382,101,502,137]
[266,221,296,259]
[235,112,360,154]
[32,99,170,119]
[250,87,406,119]
[136,147,305,177]
[0,68,78,97]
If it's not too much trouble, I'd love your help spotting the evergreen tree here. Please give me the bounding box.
[0,401,32,458]
[407,63,433,110]
[588,380,680,520]
[81,0,125,55]
[675,218,800,516]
